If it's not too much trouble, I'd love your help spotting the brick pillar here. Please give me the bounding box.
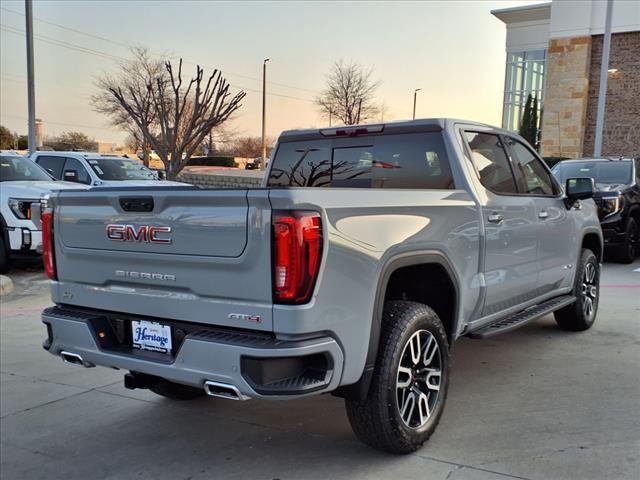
[540,36,592,158]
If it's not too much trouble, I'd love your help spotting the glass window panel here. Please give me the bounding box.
[506,137,555,195]
[502,49,547,131]
[464,132,518,194]
[268,140,332,187]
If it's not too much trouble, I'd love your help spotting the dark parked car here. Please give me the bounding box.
[552,158,640,263]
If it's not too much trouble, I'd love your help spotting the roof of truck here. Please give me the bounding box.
[278,118,497,141]
[555,157,633,164]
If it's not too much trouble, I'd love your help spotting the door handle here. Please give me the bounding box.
[538,211,549,219]
[487,213,503,224]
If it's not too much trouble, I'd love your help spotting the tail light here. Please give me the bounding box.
[42,209,57,280]
[272,211,322,304]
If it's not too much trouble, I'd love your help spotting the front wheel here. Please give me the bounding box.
[345,301,450,454]
[554,248,599,331]
[0,235,10,274]
[616,218,639,264]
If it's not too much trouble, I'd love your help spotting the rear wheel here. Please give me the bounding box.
[148,378,205,400]
[554,248,599,331]
[345,301,450,454]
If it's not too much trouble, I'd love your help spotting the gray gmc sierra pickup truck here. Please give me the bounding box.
[42,119,603,453]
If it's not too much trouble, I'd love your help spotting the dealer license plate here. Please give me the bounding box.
[131,320,172,354]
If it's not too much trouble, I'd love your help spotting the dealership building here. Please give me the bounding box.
[492,0,640,158]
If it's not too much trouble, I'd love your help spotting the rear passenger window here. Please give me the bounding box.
[35,155,64,179]
[464,132,518,194]
[268,132,453,189]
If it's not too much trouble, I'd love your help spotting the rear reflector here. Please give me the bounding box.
[42,209,57,280]
[272,211,322,304]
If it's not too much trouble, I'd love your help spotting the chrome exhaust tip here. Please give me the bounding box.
[203,380,249,401]
[60,351,94,368]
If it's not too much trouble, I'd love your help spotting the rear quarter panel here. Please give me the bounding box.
[269,188,480,384]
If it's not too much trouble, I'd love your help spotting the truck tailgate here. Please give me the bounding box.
[51,188,274,331]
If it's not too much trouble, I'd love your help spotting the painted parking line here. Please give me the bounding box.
[600,284,640,288]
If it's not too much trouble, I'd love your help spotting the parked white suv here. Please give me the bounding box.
[0,153,89,272]
[31,152,186,187]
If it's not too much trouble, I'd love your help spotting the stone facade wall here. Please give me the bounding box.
[540,36,592,158]
[177,171,264,188]
[583,32,640,157]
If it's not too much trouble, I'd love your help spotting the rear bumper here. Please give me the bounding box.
[42,306,344,399]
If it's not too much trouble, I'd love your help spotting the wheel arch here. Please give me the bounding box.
[0,213,11,249]
[627,204,640,225]
[582,229,603,262]
[334,251,459,401]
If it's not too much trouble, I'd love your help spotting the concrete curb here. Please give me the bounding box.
[0,275,14,296]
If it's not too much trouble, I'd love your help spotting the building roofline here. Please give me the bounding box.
[491,2,551,24]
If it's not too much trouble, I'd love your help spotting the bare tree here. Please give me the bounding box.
[106,58,246,179]
[230,135,276,158]
[92,47,165,166]
[315,60,381,125]
[124,130,145,154]
[46,131,95,151]
[378,101,391,123]
[207,123,239,153]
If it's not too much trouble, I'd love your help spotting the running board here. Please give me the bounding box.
[468,295,576,339]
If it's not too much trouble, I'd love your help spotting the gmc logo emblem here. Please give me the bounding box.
[106,224,172,244]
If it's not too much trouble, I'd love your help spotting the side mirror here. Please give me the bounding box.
[157,170,166,180]
[565,177,595,205]
[63,169,78,182]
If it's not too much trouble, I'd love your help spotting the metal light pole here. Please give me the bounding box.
[594,0,614,157]
[260,58,270,171]
[25,0,36,155]
[412,89,421,120]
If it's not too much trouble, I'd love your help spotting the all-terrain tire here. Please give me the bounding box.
[148,378,205,400]
[345,301,450,454]
[0,234,10,274]
[554,248,599,331]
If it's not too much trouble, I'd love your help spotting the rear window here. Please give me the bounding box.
[267,132,453,189]
[552,161,632,186]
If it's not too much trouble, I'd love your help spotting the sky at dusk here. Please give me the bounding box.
[1,0,542,144]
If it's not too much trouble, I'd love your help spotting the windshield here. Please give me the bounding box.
[552,161,632,186]
[86,158,156,180]
[0,155,53,182]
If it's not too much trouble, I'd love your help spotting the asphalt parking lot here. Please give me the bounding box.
[1,261,639,480]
